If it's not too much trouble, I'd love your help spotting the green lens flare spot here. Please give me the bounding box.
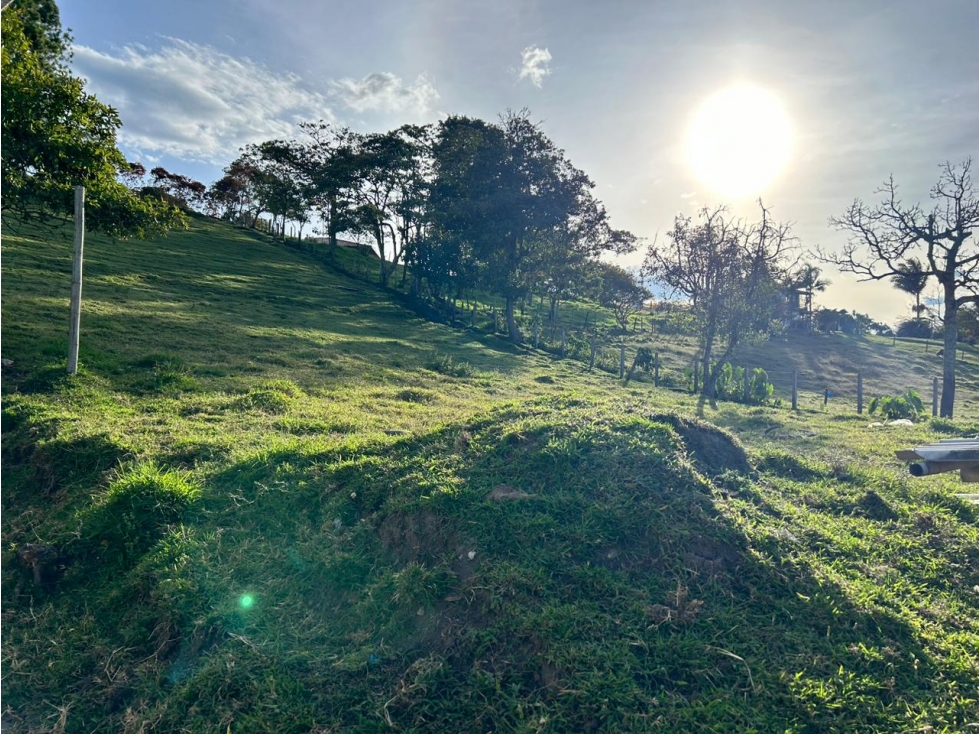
[239,594,255,610]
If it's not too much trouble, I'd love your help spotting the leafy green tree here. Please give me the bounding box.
[598,264,649,331]
[1,7,182,236]
[429,112,621,343]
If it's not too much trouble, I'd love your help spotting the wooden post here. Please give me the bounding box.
[791,369,798,410]
[589,337,596,370]
[619,346,626,378]
[824,388,829,406]
[560,329,566,357]
[933,376,939,417]
[654,353,660,387]
[857,372,863,414]
[67,185,85,375]
[533,322,540,349]
[693,362,699,394]
[743,366,750,404]
[471,304,476,327]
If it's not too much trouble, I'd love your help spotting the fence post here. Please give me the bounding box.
[533,322,540,349]
[560,329,566,358]
[933,376,939,417]
[619,345,626,379]
[791,369,798,410]
[743,365,750,404]
[857,372,863,414]
[589,337,596,370]
[693,361,699,394]
[654,353,660,387]
[67,185,85,375]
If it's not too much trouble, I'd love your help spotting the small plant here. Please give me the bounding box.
[426,353,475,377]
[868,389,923,420]
[712,363,775,405]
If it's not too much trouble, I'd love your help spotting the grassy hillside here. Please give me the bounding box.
[2,217,978,733]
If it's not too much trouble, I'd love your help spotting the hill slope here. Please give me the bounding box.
[2,217,978,733]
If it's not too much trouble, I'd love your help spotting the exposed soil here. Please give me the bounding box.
[650,413,753,477]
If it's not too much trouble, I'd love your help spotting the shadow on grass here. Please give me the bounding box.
[5,401,959,732]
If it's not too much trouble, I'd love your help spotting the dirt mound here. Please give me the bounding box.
[650,413,752,477]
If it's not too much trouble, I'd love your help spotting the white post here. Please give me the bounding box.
[67,185,85,375]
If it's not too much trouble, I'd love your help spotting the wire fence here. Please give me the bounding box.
[519,325,944,418]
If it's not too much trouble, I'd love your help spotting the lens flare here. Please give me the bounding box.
[239,594,255,609]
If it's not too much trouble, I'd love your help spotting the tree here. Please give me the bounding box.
[297,122,362,256]
[891,258,929,317]
[429,111,620,343]
[598,264,649,331]
[352,125,431,286]
[1,7,182,236]
[644,203,791,399]
[788,263,829,328]
[822,160,979,417]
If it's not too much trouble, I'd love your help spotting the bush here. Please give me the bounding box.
[896,318,934,339]
[426,353,475,378]
[869,389,923,420]
[713,363,776,405]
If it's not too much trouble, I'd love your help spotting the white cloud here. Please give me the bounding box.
[70,41,438,165]
[72,40,337,164]
[518,46,552,88]
[330,72,439,115]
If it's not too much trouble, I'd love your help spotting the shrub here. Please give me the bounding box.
[426,353,475,378]
[869,389,923,420]
[713,363,775,405]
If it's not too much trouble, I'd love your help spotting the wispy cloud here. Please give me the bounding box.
[518,46,552,88]
[330,72,439,115]
[72,40,337,164]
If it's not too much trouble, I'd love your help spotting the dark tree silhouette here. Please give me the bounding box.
[821,160,979,417]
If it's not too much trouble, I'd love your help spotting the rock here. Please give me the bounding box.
[0,358,12,367]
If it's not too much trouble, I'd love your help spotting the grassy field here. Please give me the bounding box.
[2,216,978,733]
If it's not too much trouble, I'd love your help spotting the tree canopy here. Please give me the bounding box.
[1,4,183,237]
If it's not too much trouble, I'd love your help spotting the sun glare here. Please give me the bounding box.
[685,85,793,200]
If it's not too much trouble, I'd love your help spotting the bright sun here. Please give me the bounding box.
[685,85,793,200]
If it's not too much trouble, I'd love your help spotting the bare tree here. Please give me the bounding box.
[644,202,791,399]
[821,160,979,417]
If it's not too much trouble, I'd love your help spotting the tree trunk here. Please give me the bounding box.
[327,197,338,258]
[941,293,958,418]
[506,294,521,344]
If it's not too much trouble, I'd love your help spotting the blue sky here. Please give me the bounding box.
[61,0,979,323]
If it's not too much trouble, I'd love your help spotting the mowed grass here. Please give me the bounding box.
[2,216,978,733]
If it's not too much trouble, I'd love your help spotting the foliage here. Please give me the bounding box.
[868,389,924,420]
[425,352,475,377]
[892,258,929,316]
[598,263,649,331]
[896,317,935,339]
[0,8,184,237]
[713,363,776,405]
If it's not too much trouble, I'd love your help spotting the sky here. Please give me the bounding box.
[60,0,979,325]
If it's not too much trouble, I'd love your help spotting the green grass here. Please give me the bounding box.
[2,216,978,732]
